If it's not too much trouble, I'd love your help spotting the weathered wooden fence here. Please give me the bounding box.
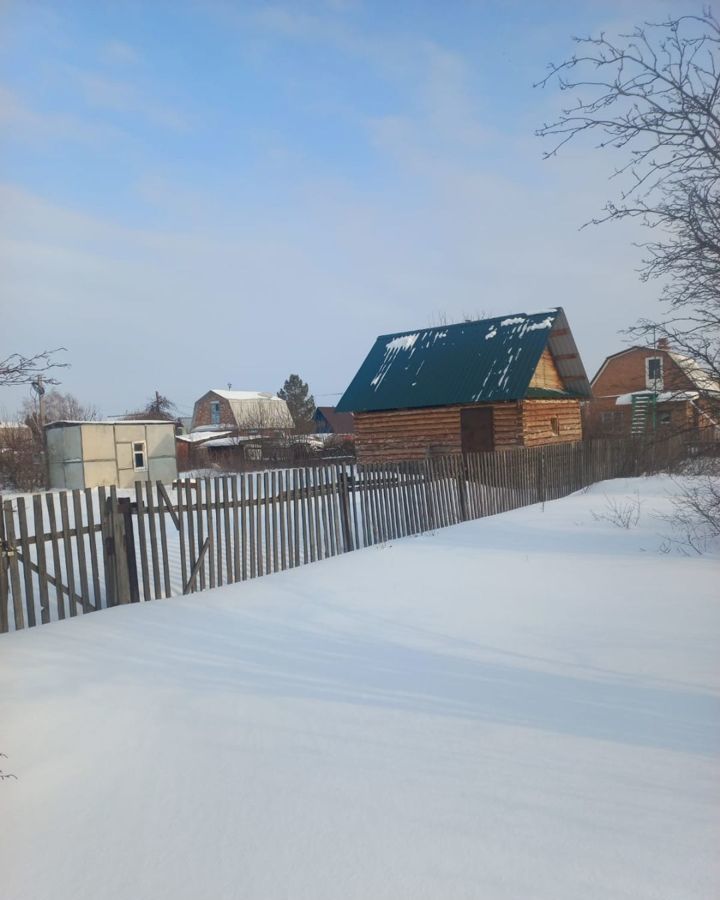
[0,437,689,633]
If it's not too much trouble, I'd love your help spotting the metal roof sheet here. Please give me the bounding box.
[337,308,591,412]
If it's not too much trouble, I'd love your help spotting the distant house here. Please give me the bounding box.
[588,341,720,440]
[313,406,355,434]
[45,420,177,489]
[336,308,592,462]
[190,389,294,433]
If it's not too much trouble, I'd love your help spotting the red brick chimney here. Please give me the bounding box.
[657,337,669,350]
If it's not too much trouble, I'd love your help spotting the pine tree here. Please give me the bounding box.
[278,374,315,431]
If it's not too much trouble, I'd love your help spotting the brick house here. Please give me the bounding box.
[336,308,592,462]
[587,341,720,441]
[190,389,294,434]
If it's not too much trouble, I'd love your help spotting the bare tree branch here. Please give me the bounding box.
[0,348,69,387]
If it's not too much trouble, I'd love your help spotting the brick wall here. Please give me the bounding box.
[592,348,695,397]
[191,392,236,430]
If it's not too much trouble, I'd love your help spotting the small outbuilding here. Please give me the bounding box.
[45,420,178,489]
[336,308,592,462]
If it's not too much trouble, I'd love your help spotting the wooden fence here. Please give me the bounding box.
[0,436,689,633]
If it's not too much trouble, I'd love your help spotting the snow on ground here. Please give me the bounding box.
[1,476,719,900]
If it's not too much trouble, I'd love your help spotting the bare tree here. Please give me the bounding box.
[536,10,720,404]
[21,390,97,437]
[125,391,177,421]
[0,348,68,386]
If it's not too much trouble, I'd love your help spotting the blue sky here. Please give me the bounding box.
[1,0,695,418]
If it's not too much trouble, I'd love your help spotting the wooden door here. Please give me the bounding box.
[461,407,494,453]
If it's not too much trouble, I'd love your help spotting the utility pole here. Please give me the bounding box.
[31,374,46,428]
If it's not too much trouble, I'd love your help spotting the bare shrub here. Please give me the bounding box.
[592,493,643,529]
[666,476,720,554]
[0,424,45,491]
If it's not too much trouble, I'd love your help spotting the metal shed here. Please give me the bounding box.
[45,420,178,489]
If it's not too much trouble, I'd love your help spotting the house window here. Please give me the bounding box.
[645,356,663,390]
[210,400,221,425]
[600,411,622,429]
[659,411,672,426]
[549,416,560,436]
[132,441,147,471]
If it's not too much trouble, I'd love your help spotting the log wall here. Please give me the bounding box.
[521,399,583,446]
[355,399,585,461]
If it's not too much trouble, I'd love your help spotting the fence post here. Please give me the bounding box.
[102,495,139,606]
[338,471,354,552]
[457,457,469,521]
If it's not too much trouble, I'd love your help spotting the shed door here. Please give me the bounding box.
[461,407,494,453]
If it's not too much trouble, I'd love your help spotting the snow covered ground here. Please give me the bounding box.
[1,476,719,899]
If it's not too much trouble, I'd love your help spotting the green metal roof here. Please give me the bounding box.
[337,309,588,413]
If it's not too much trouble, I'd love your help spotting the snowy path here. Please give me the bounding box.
[1,476,719,899]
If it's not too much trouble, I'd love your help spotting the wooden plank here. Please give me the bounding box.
[47,493,65,618]
[330,465,343,553]
[307,467,320,562]
[386,464,401,539]
[32,494,52,621]
[278,470,288,570]
[231,476,241,582]
[157,482,180,530]
[248,474,256,578]
[263,472,272,575]
[223,477,233,582]
[214,477,223,587]
[348,465,360,549]
[176,481,189,593]
[144,482,162,599]
[0,495,8,633]
[84,489,102,610]
[16,498,36,627]
[205,477,216,589]
[313,466,331,559]
[183,538,210,594]
[238,475,248,581]
[71,490,90,613]
[270,470,279,572]
[299,468,310,564]
[156,483,172,598]
[3,501,25,630]
[195,479,206,590]
[288,469,297,569]
[357,465,369,546]
[255,473,263,576]
[337,465,353,551]
[185,480,197,591]
[134,482,151,602]
[369,463,382,544]
[59,492,77,616]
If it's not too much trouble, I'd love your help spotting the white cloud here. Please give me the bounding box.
[101,39,140,66]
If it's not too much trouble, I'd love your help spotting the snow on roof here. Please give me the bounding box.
[176,429,234,444]
[45,419,176,428]
[615,390,700,406]
[211,389,277,401]
[667,353,720,395]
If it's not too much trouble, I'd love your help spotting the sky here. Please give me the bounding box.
[0,0,699,420]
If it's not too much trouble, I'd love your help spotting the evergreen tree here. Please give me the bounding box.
[278,374,315,430]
